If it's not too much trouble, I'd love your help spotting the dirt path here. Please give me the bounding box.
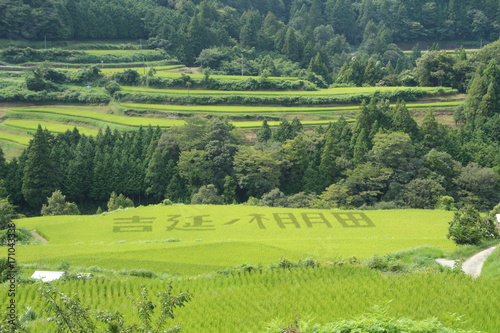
[462,245,497,278]
[30,229,48,244]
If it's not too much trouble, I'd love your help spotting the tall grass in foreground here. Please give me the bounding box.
[7,266,500,333]
[481,245,500,278]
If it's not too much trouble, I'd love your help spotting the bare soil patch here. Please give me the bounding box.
[30,229,48,244]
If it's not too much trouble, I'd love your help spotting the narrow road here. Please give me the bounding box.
[461,246,497,278]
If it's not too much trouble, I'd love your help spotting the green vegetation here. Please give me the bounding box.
[2,2,500,332]
[3,119,99,137]
[121,101,462,114]
[2,106,338,133]
[0,131,31,145]
[152,71,298,81]
[0,48,170,64]
[10,107,185,128]
[447,206,499,245]
[14,205,456,275]
[5,263,500,332]
[121,85,451,97]
[41,190,80,216]
[481,246,500,278]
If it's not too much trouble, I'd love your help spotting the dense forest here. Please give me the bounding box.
[1,0,499,65]
[2,75,500,215]
[1,0,500,90]
[2,0,499,43]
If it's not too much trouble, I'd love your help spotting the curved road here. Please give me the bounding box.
[462,246,497,278]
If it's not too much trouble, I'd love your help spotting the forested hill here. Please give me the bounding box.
[1,0,498,63]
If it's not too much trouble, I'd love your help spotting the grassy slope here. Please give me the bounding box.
[121,101,463,113]
[15,205,456,276]
[481,245,500,278]
[10,107,186,128]
[3,119,99,136]
[121,85,452,96]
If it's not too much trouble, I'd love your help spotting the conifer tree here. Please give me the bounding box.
[22,126,57,210]
[273,119,292,142]
[319,131,337,186]
[257,119,272,143]
[353,130,370,164]
[282,27,300,62]
[65,137,93,204]
[239,10,261,49]
[0,147,6,180]
[281,135,308,193]
[392,101,420,140]
[421,110,443,149]
[477,82,498,118]
[308,52,331,84]
[290,117,303,137]
[145,145,173,203]
[325,0,356,43]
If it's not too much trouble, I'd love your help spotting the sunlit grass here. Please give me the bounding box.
[121,85,451,96]
[4,119,99,136]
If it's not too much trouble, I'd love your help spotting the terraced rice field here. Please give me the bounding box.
[121,85,452,96]
[121,101,463,114]
[3,119,100,136]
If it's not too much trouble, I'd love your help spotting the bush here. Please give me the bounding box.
[447,205,499,245]
[436,196,457,211]
[119,269,155,278]
[0,197,15,230]
[264,311,479,333]
[0,47,168,64]
[104,80,120,95]
[41,190,80,216]
[113,69,140,85]
[0,228,33,245]
[144,75,315,91]
[0,86,111,103]
[20,306,36,323]
[114,87,446,106]
[260,188,287,207]
[191,184,224,205]
[107,192,134,211]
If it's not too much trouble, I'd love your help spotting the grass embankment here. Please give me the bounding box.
[15,205,456,276]
[5,106,343,130]
[122,101,462,114]
[121,85,453,96]
[3,119,100,136]
[9,107,186,128]
[478,244,500,278]
[0,130,31,145]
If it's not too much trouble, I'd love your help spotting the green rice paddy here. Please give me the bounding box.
[0,130,31,145]
[8,266,500,333]
[121,85,451,96]
[7,205,500,333]
[3,119,99,136]
[121,101,462,114]
[15,205,456,276]
[10,107,186,128]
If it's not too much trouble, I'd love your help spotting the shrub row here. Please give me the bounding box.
[115,88,443,106]
[146,75,317,91]
[0,87,110,103]
[0,47,169,64]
